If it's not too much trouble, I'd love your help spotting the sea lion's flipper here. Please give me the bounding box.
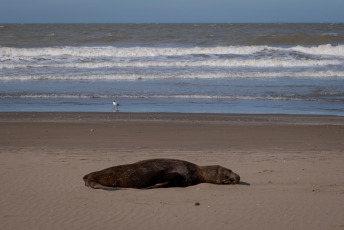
[144,181,169,189]
[144,172,188,189]
[89,182,126,190]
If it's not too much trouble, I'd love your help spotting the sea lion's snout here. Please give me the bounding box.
[230,173,240,184]
[219,169,240,184]
[223,172,240,184]
[83,174,90,187]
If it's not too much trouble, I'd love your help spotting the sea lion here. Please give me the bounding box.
[83,159,240,190]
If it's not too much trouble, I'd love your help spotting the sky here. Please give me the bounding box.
[1,0,344,23]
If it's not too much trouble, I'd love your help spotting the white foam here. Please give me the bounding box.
[0,46,266,58]
[1,45,343,72]
[1,59,342,69]
[2,44,344,59]
[291,44,344,57]
[1,93,342,102]
[2,44,344,81]
[1,71,344,81]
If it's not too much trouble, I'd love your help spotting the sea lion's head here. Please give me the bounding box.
[218,167,240,184]
[83,174,91,187]
[200,165,240,185]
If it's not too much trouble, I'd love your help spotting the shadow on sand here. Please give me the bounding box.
[239,181,250,186]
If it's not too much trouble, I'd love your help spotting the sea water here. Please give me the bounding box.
[0,24,344,115]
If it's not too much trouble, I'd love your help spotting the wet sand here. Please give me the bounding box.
[1,112,344,230]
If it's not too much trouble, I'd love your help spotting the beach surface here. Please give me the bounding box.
[1,112,344,230]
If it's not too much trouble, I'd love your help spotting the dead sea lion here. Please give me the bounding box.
[83,159,240,190]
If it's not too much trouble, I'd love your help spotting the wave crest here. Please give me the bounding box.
[2,44,344,58]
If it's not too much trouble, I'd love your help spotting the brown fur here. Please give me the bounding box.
[83,159,240,190]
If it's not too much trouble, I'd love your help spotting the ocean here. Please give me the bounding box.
[1,23,344,115]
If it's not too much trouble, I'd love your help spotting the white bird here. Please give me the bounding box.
[113,100,119,111]
[113,100,119,107]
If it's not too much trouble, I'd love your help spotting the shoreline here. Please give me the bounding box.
[1,112,344,230]
[1,112,344,153]
[1,111,344,124]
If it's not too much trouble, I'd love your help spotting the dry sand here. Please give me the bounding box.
[1,112,344,230]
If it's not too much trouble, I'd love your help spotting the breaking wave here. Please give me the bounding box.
[1,44,344,81]
[1,93,343,102]
[1,71,344,81]
[1,44,344,59]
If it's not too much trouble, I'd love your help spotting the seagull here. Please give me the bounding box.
[113,100,119,111]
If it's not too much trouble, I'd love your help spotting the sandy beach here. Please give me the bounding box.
[1,112,344,230]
